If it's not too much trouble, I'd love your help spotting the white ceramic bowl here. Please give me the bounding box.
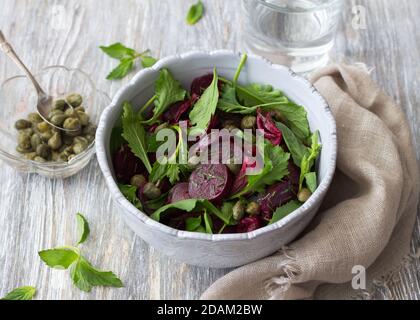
[96,50,337,268]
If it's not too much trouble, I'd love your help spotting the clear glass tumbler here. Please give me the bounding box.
[243,0,344,73]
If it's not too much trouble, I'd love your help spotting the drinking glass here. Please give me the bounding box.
[243,0,344,73]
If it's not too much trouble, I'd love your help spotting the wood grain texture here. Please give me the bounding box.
[0,0,418,300]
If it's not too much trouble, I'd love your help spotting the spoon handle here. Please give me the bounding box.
[0,30,45,95]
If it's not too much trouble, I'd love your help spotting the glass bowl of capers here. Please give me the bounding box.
[0,65,110,178]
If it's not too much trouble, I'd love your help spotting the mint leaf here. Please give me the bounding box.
[70,256,123,293]
[269,200,301,224]
[118,184,142,210]
[186,0,204,25]
[110,126,125,154]
[186,216,202,232]
[106,58,134,80]
[121,101,152,173]
[144,69,186,124]
[299,131,321,190]
[76,213,90,245]
[1,286,36,300]
[100,43,136,60]
[305,172,317,193]
[189,68,219,130]
[141,55,157,68]
[38,247,79,269]
[203,211,213,234]
[276,122,308,166]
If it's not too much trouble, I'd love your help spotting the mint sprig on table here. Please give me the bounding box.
[100,42,157,80]
[186,0,204,25]
[1,286,36,300]
[38,213,123,293]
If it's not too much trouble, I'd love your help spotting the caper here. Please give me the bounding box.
[76,110,90,126]
[37,121,50,133]
[50,114,66,126]
[63,117,81,131]
[245,202,260,216]
[21,127,34,136]
[62,134,74,145]
[72,136,88,154]
[64,108,76,118]
[233,200,245,221]
[36,144,51,159]
[241,116,257,130]
[66,93,83,107]
[27,112,43,123]
[187,155,201,170]
[40,130,53,141]
[143,182,161,200]
[53,99,67,110]
[226,158,241,175]
[47,109,64,120]
[130,174,147,189]
[15,119,32,130]
[74,106,85,112]
[84,134,95,143]
[23,152,37,160]
[48,132,62,150]
[34,156,46,163]
[68,154,76,161]
[154,122,168,133]
[16,146,30,154]
[224,124,237,132]
[56,153,68,162]
[51,151,60,161]
[30,133,43,150]
[82,123,97,136]
[297,188,312,203]
[18,132,32,150]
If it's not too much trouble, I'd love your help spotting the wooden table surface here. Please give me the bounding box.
[0,0,419,300]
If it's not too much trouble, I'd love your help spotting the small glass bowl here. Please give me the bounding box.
[0,65,110,179]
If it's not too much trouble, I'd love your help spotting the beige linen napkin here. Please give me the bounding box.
[201,64,420,300]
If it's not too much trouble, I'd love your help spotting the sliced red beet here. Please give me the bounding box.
[190,74,222,96]
[256,109,282,145]
[236,216,263,233]
[188,164,232,203]
[163,93,199,124]
[113,144,145,183]
[257,180,296,220]
[168,182,191,203]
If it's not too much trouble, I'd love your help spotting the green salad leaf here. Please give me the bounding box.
[110,126,125,154]
[269,200,301,225]
[203,211,213,234]
[100,42,136,60]
[185,216,202,232]
[186,0,204,25]
[121,102,152,173]
[189,68,219,131]
[299,131,321,190]
[38,247,79,269]
[276,121,308,166]
[118,184,142,210]
[76,213,90,245]
[305,172,318,193]
[1,286,36,300]
[141,55,158,68]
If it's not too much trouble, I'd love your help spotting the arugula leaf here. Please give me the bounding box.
[203,211,213,234]
[299,131,321,190]
[70,256,123,293]
[150,161,181,185]
[151,199,229,224]
[100,43,136,60]
[269,200,301,224]
[186,216,202,232]
[189,68,219,131]
[110,126,125,154]
[186,0,204,25]
[121,101,152,173]
[233,144,290,197]
[143,69,186,124]
[145,193,168,210]
[100,43,158,80]
[106,58,134,80]
[76,213,90,245]
[276,122,308,166]
[38,247,79,269]
[118,184,142,210]
[141,55,157,68]
[1,286,36,300]
[305,172,317,193]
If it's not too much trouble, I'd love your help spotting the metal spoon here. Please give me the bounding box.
[0,30,76,132]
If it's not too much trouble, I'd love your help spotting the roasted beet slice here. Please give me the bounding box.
[257,180,296,220]
[113,144,145,183]
[236,216,263,233]
[191,74,222,96]
[256,109,282,145]
[163,94,199,124]
[188,164,232,203]
[168,182,191,203]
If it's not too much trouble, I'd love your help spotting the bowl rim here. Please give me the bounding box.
[96,50,337,241]
[0,65,109,169]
